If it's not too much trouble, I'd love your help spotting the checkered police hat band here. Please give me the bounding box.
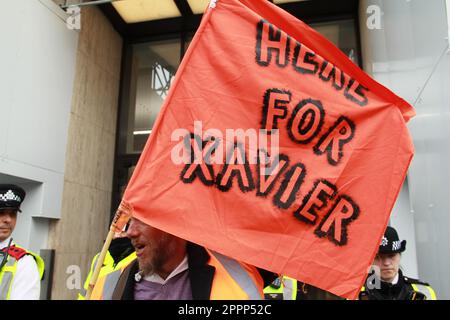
[0,190,22,203]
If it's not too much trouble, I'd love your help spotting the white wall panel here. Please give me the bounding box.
[0,0,78,249]
[360,0,450,299]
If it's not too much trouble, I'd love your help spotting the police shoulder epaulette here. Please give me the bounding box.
[403,276,430,287]
[7,246,28,260]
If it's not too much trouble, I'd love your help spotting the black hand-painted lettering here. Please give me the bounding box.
[287,99,325,145]
[292,42,319,75]
[256,20,290,67]
[293,179,337,224]
[180,133,215,186]
[344,79,369,106]
[314,195,360,246]
[256,152,289,197]
[273,163,306,209]
[261,88,291,133]
[313,116,356,166]
[216,143,255,192]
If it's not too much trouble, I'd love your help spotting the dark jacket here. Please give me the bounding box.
[112,242,275,300]
[360,269,433,300]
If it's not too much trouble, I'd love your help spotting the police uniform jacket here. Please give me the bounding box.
[360,269,436,300]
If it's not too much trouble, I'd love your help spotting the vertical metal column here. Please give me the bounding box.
[39,249,55,300]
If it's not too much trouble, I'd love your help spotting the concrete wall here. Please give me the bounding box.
[0,0,78,252]
[47,6,122,299]
[360,0,450,299]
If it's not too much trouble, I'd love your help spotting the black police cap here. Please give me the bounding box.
[0,184,26,212]
[379,226,406,254]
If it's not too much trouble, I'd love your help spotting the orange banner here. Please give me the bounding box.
[122,0,415,299]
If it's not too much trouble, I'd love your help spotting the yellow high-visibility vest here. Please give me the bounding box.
[360,280,437,300]
[90,249,265,300]
[78,250,136,300]
[0,245,45,300]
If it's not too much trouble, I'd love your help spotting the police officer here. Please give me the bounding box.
[360,226,436,300]
[0,184,44,300]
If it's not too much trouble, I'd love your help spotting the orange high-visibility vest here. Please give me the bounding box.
[91,249,264,300]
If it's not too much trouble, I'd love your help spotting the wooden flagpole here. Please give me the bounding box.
[85,201,132,300]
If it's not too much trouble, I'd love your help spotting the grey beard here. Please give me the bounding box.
[138,233,177,278]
